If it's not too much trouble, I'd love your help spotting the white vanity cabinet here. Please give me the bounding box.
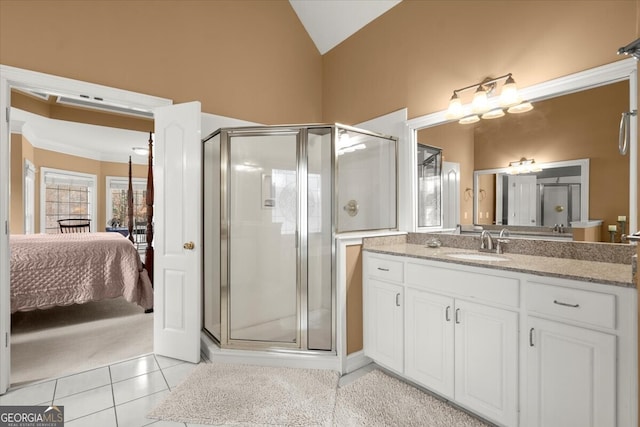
[524,281,618,427]
[453,299,518,425]
[403,261,519,427]
[363,250,636,427]
[405,289,519,425]
[404,288,454,398]
[363,255,404,373]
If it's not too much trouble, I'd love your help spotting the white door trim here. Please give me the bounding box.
[0,64,172,394]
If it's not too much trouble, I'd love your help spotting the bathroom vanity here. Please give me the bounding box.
[362,234,637,427]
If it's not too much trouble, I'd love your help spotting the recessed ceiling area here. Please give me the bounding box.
[12,108,150,165]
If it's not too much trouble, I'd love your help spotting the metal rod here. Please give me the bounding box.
[452,73,513,95]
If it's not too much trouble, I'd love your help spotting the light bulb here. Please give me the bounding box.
[447,92,463,119]
[472,86,489,113]
[499,76,521,107]
[459,115,480,125]
[481,108,505,120]
[507,102,534,114]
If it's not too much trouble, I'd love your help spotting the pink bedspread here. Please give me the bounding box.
[10,232,154,313]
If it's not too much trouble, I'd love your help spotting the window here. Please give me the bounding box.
[41,168,97,233]
[106,176,147,229]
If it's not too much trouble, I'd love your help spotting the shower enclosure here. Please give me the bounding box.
[203,124,397,353]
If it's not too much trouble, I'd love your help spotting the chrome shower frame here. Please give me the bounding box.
[202,124,398,354]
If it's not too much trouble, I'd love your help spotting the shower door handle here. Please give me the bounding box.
[183,241,195,250]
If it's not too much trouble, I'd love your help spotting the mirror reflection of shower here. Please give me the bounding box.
[499,165,582,226]
[417,144,443,228]
[203,124,398,353]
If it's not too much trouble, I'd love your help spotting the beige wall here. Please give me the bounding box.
[10,136,148,233]
[346,244,363,355]
[323,1,638,124]
[0,0,322,125]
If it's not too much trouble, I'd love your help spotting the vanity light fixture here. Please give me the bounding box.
[446,73,533,124]
[507,157,542,175]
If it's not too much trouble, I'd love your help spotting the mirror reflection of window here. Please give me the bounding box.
[417,144,443,228]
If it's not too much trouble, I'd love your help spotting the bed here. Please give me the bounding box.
[10,233,153,313]
[10,132,156,313]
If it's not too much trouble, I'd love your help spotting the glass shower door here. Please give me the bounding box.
[228,132,299,344]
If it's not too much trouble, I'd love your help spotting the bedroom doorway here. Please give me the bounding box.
[6,87,158,387]
[0,65,205,394]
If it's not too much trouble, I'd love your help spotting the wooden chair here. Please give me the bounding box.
[57,218,91,233]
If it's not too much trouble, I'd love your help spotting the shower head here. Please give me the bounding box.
[617,38,640,59]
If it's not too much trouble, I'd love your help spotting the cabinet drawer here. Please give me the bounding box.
[526,282,616,329]
[405,262,519,308]
[367,256,403,283]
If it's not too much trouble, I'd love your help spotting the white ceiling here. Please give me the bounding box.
[289,0,401,54]
[11,0,402,163]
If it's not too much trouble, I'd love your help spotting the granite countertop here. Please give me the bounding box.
[364,242,635,288]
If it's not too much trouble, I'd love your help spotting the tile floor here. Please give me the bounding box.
[0,353,205,427]
[0,354,485,427]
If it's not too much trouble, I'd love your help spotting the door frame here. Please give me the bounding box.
[0,64,172,394]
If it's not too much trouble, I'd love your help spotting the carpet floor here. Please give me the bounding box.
[148,364,490,426]
[11,297,153,386]
[334,369,489,426]
[148,363,340,426]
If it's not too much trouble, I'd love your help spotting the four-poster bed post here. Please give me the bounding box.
[127,156,135,244]
[145,132,154,286]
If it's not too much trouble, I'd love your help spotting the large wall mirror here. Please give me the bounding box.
[407,58,637,242]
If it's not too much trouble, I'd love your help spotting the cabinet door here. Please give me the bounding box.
[526,317,616,427]
[364,278,403,372]
[454,299,518,427]
[405,288,454,399]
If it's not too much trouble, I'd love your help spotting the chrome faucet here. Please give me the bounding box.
[499,228,510,238]
[480,230,494,251]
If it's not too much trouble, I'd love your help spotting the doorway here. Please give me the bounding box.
[0,65,172,393]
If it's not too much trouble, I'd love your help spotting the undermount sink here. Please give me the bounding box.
[446,253,509,262]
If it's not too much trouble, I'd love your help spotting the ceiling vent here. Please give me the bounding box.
[56,95,154,119]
